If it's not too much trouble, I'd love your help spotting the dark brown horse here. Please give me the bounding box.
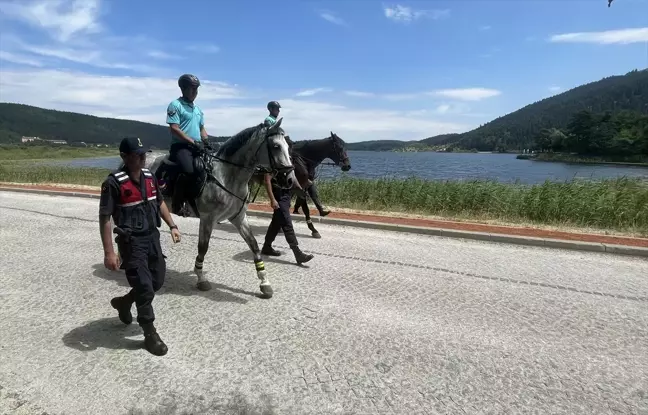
[250,132,351,238]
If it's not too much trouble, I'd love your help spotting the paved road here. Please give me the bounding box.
[0,191,647,415]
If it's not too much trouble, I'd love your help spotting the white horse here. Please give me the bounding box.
[119,119,295,298]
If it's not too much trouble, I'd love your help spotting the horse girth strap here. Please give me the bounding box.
[209,175,249,203]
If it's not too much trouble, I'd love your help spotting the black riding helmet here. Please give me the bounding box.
[267,101,281,111]
[178,74,200,89]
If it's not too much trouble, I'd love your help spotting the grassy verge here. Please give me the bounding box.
[0,165,109,186]
[0,144,116,161]
[314,176,648,235]
[1,164,647,235]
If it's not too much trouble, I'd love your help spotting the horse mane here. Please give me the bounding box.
[216,124,261,158]
[216,124,287,158]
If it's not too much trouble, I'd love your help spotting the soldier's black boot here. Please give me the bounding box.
[292,245,314,264]
[261,244,281,256]
[110,293,134,325]
[141,322,168,356]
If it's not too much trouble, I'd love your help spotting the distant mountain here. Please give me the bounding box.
[1,69,646,151]
[419,68,648,152]
[0,103,228,147]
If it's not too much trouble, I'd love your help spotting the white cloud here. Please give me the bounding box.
[429,88,502,101]
[0,50,43,67]
[549,27,648,44]
[1,35,157,72]
[384,5,450,22]
[0,0,209,73]
[0,68,475,142]
[0,0,102,42]
[295,88,332,97]
[549,86,562,93]
[479,25,491,31]
[344,90,375,97]
[319,10,346,26]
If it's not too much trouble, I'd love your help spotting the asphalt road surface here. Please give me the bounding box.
[1,191,647,415]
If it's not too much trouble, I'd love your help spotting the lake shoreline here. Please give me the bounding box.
[519,153,648,167]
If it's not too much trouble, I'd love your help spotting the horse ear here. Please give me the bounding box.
[273,117,283,129]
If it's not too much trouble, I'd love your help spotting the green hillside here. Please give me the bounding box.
[0,103,227,147]
[423,68,648,152]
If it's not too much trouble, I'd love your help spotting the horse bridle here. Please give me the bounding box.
[204,127,294,204]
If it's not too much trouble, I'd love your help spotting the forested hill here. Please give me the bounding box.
[419,69,648,152]
[0,103,228,147]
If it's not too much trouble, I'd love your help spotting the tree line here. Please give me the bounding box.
[532,109,648,158]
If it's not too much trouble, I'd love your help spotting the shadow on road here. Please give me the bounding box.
[214,220,316,240]
[127,392,278,415]
[91,264,258,304]
[231,249,311,268]
[62,317,143,352]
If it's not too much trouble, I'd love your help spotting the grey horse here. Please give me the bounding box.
[118,119,295,298]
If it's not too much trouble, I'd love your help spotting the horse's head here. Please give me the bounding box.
[256,118,295,189]
[327,131,351,172]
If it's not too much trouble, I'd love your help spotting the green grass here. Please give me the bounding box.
[0,144,116,161]
[0,164,109,186]
[1,163,647,234]
[315,176,648,235]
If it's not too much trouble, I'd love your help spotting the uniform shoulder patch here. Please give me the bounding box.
[101,182,109,193]
[167,108,177,116]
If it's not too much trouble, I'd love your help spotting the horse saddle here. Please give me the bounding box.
[155,153,208,200]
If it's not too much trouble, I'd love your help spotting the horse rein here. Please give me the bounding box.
[201,129,293,206]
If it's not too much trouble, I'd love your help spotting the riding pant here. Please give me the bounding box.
[169,142,195,176]
[264,186,298,248]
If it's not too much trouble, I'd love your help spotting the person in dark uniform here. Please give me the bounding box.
[260,137,314,265]
[99,137,181,356]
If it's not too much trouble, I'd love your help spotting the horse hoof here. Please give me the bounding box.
[312,231,321,239]
[197,281,212,291]
[259,284,273,299]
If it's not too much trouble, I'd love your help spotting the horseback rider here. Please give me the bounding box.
[265,101,281,126]
[166,74,209,214]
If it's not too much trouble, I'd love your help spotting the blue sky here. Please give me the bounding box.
[0,0,647,142]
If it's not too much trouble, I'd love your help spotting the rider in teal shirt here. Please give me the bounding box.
[166,74,208,214]
[264,101,281,126]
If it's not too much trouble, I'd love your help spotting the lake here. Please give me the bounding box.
[45,151,648,185]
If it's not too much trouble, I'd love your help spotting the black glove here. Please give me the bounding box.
[192,140,205,152]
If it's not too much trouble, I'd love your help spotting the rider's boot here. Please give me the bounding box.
[110,292,134,325]
[261,244,281,256]
[171,176,186,215]
[291,245,314,264]
[141,322,168,356]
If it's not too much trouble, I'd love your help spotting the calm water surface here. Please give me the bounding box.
[47,151,648,185]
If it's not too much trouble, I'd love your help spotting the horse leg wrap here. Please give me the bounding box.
[255,260,269,284]
[194,258,204,278]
